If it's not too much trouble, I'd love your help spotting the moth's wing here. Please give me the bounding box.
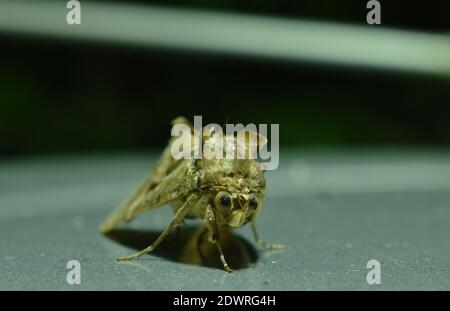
[143,116,194,188]
[100,116,196,234]
[100,157,192,234]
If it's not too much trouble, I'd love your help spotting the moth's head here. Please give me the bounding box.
[198,158,266,228]
[195,130,268,227]
[213,189,264,228]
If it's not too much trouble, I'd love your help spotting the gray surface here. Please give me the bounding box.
[1,150,450,290]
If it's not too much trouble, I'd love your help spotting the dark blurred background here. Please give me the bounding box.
[1,0,449,157]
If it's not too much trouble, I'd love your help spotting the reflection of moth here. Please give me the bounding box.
[100,117,284,272]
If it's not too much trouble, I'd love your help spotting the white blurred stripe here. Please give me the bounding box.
[0,0,449,77]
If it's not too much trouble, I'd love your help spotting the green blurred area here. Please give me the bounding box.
[0,0,449,157]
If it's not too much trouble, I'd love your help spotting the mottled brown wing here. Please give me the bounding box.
[100,117,195,234]
[100,155,192,233]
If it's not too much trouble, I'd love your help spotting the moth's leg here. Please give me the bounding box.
[173,219,186,240]
[116,193,200,261]
[214,235,234,273]
[204,205,233,273]
[251,221,285,250]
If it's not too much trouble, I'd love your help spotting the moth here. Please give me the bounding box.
[100,117,284,272]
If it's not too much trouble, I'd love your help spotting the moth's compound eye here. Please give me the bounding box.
[249,199,258,210]
[215,191,232,208]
